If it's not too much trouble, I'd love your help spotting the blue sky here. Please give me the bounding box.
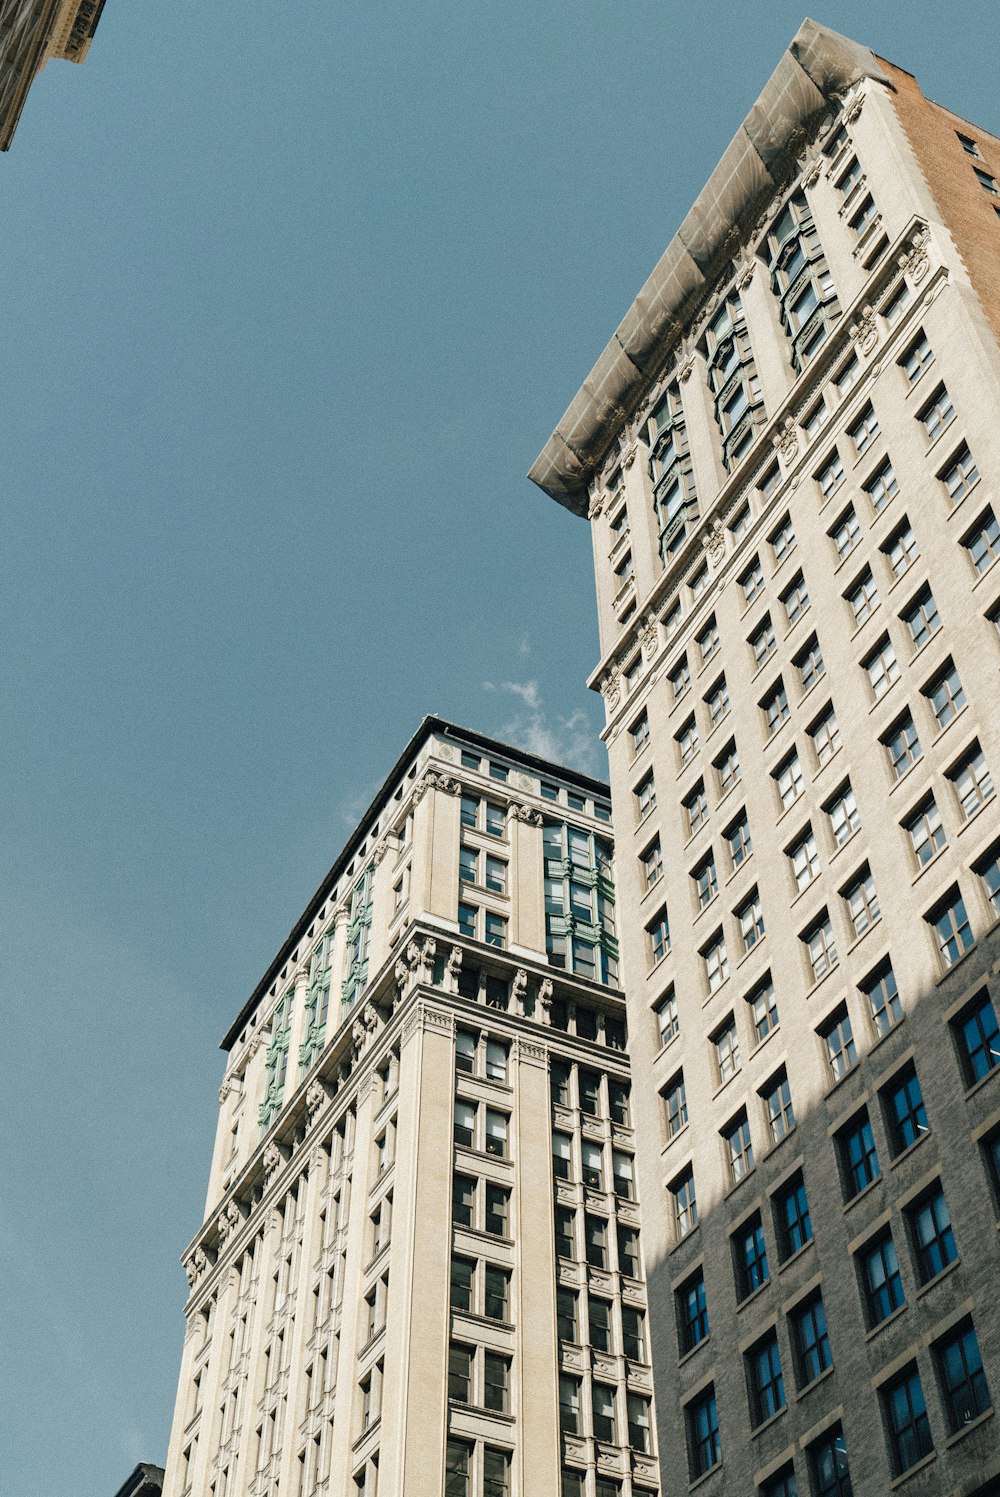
[3,4,999,1492]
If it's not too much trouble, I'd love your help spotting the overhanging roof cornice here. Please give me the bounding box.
[527,19,891,515]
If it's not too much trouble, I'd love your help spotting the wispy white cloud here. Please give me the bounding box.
[482,678,603,776]
[338,777,384,828]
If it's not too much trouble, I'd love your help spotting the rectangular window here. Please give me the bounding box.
[907,1185,957,1283]
[850,403,880,454]
[796,637,825,692]
[808,1427,852,1497]
[859,1230,905,1328]
[677,718,700,767]
[703,933,729,993]
[445,1440,471,1497]
[883,518,919,578]
[949,743,994,818]
[805,915,838,983]
[827,784,860,846]
[458,903,477,939]
[933,1318,992,1432]
[733,1211,769,1300]
[617,1224,640,1279]
[954,991,1000,1087]
[585,1214,608,1269]
[942,443,980,504]
[738,891,765,952]
[863,637,899,707]
[928,888,974,968]
[630,713,650,756]
[724,1111,755,1184]
[635,773,655,819]
[773,1171,812,1261]
[903,587,941,649]
[450,1256,474,1312]
[790,1293,831,1387]
[810,705,841,766]
[663,1073,688,1138]
[671,1168,698,1239]
[647,908,670,966]
[641,838,663,891]
[727,813,752,868]
[676,1270,709,1354]
[964,508,1000,574]
[789,829,819,891]
[863,961,902,1037]
[670,657,691,702]
[716,740,740,795]
[865,458,898,514]
[845,866,879,936]
[485,1183,509,1237]
[763,682,790,736]
[836,1109,879,1200]
[751,615,777,667]
[831,506,861,560]
[591,1382,616,1443]
[821,1005,857,1081]
[694,855,718,910]
[919,384,956,442]
[556,1286,578,1343]
[484,912,506,949]
[685,1387,720,1480]
[770,515,796,565]
[483,1353,510,1414]
[763,1070,795,1143]
[713,1018,740,1084]
[698,617,720,664]
[905,796,946,867]
[741,556,765,603]
[706,676,730,728]
[622,1305,645,1363]
[484,1266,509,1322]
[883,712,920,778]
[782,574,810,626]
[880,1364,933,1475]
[484,1110,508,1159]
[846,568,879,626]
[559,1375,581,1436]
[746,1330,785,1427]
[880,1061,928,1155]
[901,330,935,383]
[748,975,779,1044]
[817,451,845,500]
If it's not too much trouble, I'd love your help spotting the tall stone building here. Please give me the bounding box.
[161,719,660,1497]
[0,0,106,149]
[531,19,1000,1497]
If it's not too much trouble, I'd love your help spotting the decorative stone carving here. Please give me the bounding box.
[401,1006,424,1044]
[702,518,726,568]
[424,1006,454,1033]
[372,837,392,865]
[735,257,756,291]
[844,90,864,124]
[512,968,528,1012]
[621,442,638,471]
[676,356,695,383]
[262,1144,283,1180]
[217,1200,242,1242]
[772,416,799,464]
[599,670,621,712]
[510,803,543,827]
[219,1072,241,1105]
[538,978,553,1024]
[850,303,879,354]
[801,155,823,189]
[306,1079,331,1117]
[446,944,463,980]
[246,1030,267,1062]
[518,1038,548,1066]
[638,615,658,663]
[587,490,605,521]
[394,956,410,992]
[898,224,931,285]
[184,1247,208,1287]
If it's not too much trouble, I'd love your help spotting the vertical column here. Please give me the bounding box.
[285,965,311,1096]
[276,1147,330,1493]
[328,903,350,1035]
[678,355,726,508]
[161,1310,207,1497]
[184,1268,238,1496]
[326,1079,377,1495]
[367,840,396,978]
[426,781,462,925]
[512,1037,560,1492]
[380,1003,455,1496]
[509,807,546,961]
[739,261,794,414]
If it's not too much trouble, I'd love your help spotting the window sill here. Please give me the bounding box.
[943,472,982,524]
[735,1277,771,1314]
[776,1237,814,1276]
[943,1405,994,1449]
[929,700,969,747]
[847,603,882,642]
[845,916,883,958]
[889,1450,936,1489]
[971,555,1000,593]
[921,413,959,465]
[867,678,901,715]
[888,1130,931,1171]
[793,1364,834,1404]
[805,963,842,1001]
[843,1174,883,1215]
[678,1335,710,1368]
[935,939,980,987]
[664,1122,690,1154]
[865,1303,908,1341]
[887,755,925,796]
[811,742,844,782]
[750,1406,787,1440]
[955,794,997,842]
[724,1166,757,1202]
[669,1223,701,1257]
[736,939,767,972]
[824,1061,861,1099]
[915,1255,960,1300]
[827,825,863,866]
[687,1460,723,1493]
[963,1063,1000,1102]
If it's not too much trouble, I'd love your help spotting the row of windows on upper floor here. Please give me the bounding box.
[681,1309,990,1492]
[664,981,998,1219]
[638,719,993,961]
[605,112,1000,613]
[456,746,611,822]
[614,324,983,695]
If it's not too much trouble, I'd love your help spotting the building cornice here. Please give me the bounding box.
[527,19,892,514]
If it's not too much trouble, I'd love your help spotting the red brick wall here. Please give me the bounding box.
[880,58,1000,351]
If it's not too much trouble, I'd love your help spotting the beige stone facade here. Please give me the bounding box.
[533,22,1000,1497]
[161,719,661,1497]
[0,0,105,150]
